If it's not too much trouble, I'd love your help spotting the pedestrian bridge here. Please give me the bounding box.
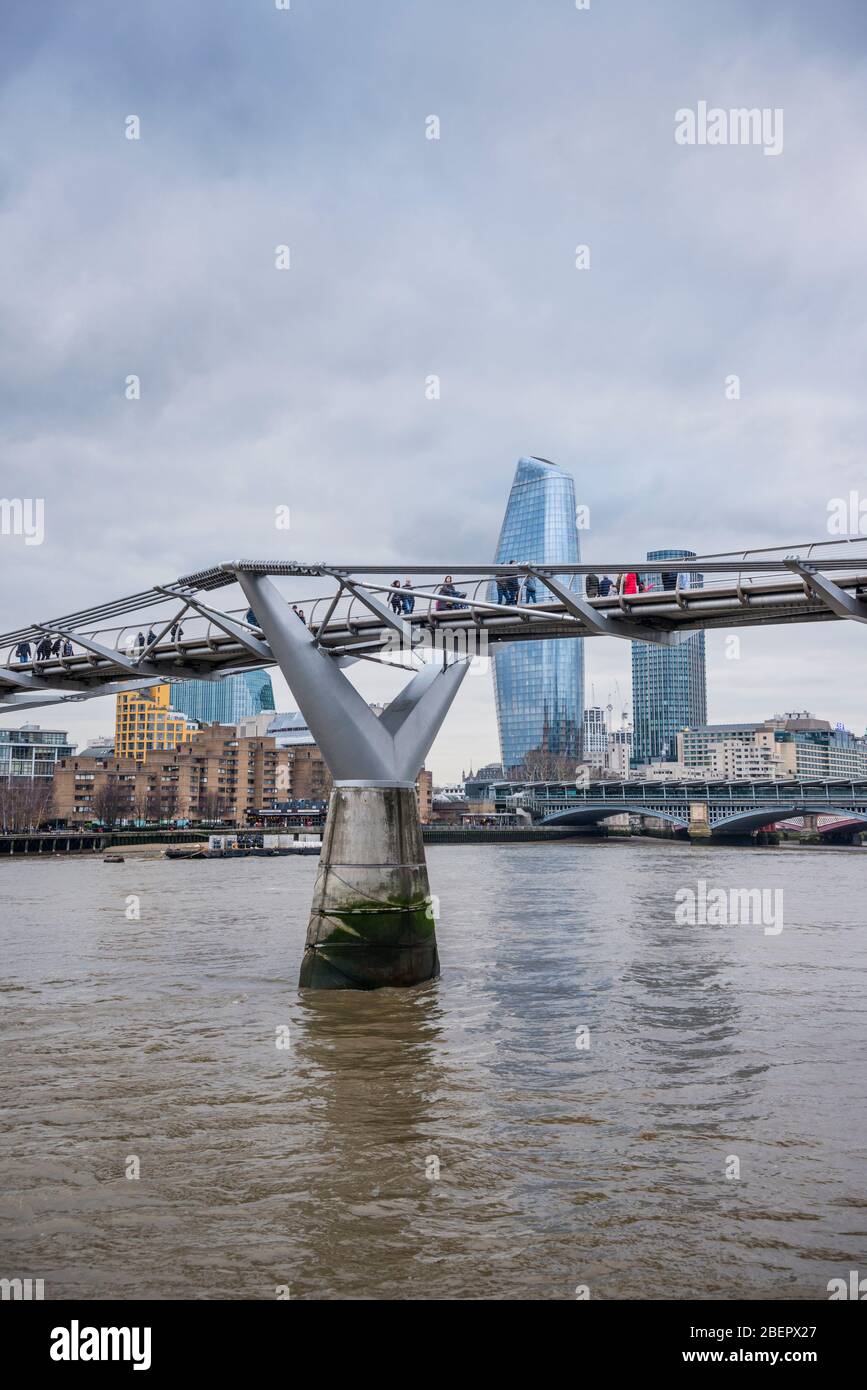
[2,541,867,712]
[4,539,867,987]
[497,778,867,835]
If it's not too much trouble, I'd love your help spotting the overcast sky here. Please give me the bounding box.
[1,0,866,779]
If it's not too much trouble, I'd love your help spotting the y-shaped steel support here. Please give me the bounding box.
[235,572,470,989]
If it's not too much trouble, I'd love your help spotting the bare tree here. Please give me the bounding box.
[133,785,152,825]
[199,790,228,824]
[0,777,56,832]
[160,782,178,822]
[92,776,133,828]
[511,750,584,782]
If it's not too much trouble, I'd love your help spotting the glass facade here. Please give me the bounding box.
[169,671,276,727]
[631,549,707,765]
[0,725,75,779]
[491,457,584,770]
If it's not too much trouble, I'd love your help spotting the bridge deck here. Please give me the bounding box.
[2,550,867,709]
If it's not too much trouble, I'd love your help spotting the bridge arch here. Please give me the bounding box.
[539,804,689,829]
[816,815,867,835]
[710,806,867,834]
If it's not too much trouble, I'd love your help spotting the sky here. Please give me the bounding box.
[1,0,866,781]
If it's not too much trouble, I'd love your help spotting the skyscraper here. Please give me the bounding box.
[582,705,608,763]
[169,670,276,727]
[492,456,584,772]
[631,549,707,766]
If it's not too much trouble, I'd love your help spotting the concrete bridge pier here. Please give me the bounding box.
[235,571,470,990]
[303,783,436,988]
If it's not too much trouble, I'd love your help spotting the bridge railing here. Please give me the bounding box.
[5,542,867,677]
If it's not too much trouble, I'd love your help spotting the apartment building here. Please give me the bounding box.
[54,725,289,826]
[115,684,197,762]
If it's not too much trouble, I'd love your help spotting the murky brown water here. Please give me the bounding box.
[1,842,865,1300]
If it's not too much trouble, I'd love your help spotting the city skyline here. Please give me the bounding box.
[2,2,866,779]
[4,513,865,783]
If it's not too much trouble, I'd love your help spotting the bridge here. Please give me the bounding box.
[496,778,867,837]
[3,539,867,989]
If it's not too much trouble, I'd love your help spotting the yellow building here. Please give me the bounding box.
[115,684,197,763]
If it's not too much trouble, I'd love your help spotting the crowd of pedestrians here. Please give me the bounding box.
[9,567,685,671]
[585,570,679,597]
[15,635,74,663]
[383,563,683,616]
[389,580,416,614]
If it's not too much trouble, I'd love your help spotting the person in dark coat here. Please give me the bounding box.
[15,640,31,663]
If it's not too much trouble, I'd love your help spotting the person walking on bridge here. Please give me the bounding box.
[389,580,404,615]
[436,575,467,610]
[14,640,31,663]
[402,579,415,614]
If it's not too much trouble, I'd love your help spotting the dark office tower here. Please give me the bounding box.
[631,548,707,766]
[491,457,584,773]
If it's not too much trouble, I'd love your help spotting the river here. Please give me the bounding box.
[1,840,865,1300]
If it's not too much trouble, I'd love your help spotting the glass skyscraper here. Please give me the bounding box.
[631,549,707,766]
[492,457,584,771]
[169,670,276,727]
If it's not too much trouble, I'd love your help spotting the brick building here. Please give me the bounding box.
[417,768,433,823]
[53,724,289,827]
[284,744,331,802]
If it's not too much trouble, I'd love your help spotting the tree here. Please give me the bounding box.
[0,777,55,832]
[92,776,133,827]
[199,790,228,824]
[511,750,584,782]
